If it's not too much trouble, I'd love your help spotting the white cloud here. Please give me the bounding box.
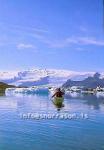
[77,37,104,46]
[79,26,88,32]
[0,22,48,33]
[76,47,84,51]
[45,37,104,48]
[17,43,35,49]
[1,21,104,50]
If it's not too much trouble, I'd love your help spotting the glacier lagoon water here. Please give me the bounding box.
[0,92,104,150]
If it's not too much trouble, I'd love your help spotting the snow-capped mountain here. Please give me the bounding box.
[0,68,98,87]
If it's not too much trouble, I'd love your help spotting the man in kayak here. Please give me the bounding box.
[52,88,65,98]
[52,88,65,109]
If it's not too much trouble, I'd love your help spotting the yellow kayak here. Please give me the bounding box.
[53,97,64,107]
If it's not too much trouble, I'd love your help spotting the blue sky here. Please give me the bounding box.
[0,0,103,71]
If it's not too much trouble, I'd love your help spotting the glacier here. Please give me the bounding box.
[0,68,97,87]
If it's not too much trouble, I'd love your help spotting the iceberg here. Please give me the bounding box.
[5,87,49,96]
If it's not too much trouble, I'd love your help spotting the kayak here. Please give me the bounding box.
[53,97,64,108]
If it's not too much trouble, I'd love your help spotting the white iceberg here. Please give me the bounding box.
[5,87,49,96]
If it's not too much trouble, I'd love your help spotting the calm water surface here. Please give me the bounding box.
[0,92,104,150]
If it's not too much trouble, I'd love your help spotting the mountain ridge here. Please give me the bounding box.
[0,68,101,87]
[63,73,104,88]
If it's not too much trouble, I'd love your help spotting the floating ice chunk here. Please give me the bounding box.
[6,87,49,96]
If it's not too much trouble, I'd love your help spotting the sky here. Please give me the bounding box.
[0,0,104,72]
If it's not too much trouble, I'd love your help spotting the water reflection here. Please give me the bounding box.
[0,92,5,96]
[0,91,104,112]
[65,92,104,110]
